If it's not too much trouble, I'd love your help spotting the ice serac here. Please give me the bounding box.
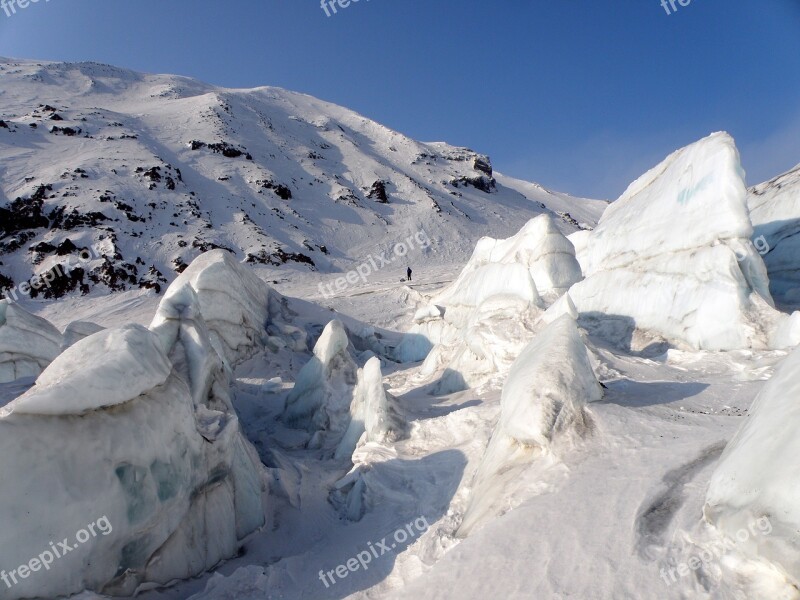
[458,315,602,536]
[704,343,800,586]
[435,213,581,306]
[335,357,407,460]
[166,249,306,367]
[282,319,359,450]
[748,163,800,304]
[62,320,105,349]
[497,315,600,447]
[0,299,63,383]
[0,262,266,599]
[569,132,798,351]
[394,216,582,391]
[5,325,171,416]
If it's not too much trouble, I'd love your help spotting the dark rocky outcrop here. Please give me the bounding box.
[367,180,389,203]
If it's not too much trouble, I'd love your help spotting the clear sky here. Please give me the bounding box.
[1,0,799,199]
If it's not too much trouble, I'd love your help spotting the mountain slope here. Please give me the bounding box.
[0,57,605,301]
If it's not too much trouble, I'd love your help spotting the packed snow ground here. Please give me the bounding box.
[0,253,793,600]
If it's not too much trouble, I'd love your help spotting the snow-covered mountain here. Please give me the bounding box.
[0,57,607,301]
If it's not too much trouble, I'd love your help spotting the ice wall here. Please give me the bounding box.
[569,132,798,350]
[0,258,267,599]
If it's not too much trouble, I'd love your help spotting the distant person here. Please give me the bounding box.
[407,267,412,282]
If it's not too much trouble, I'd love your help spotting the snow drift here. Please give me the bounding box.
[458,315,602,536]
[704,342,800,587]
[569,132,800,351]
[0,299,63,383]
[0,257,268,598]
[748,163,800,305]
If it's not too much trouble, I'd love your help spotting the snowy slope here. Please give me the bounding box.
[0,57,604,304]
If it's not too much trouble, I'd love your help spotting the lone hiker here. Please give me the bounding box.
[407,267,412,282]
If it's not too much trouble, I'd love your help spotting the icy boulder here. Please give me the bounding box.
[167,249,306,367]
[0,300,63,383]
[748,164,800,304]
[569,132,797,351]
[458,315,601,536]
[419,290,541,394]
[282,320,358,449]
[704,343,800,586]
[335,357,407,460]
[495,315,601,447]
[0,285,266,598]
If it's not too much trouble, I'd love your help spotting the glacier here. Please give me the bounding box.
[396,214,581,392]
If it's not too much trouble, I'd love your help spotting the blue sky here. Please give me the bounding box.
[1,0,799,199]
